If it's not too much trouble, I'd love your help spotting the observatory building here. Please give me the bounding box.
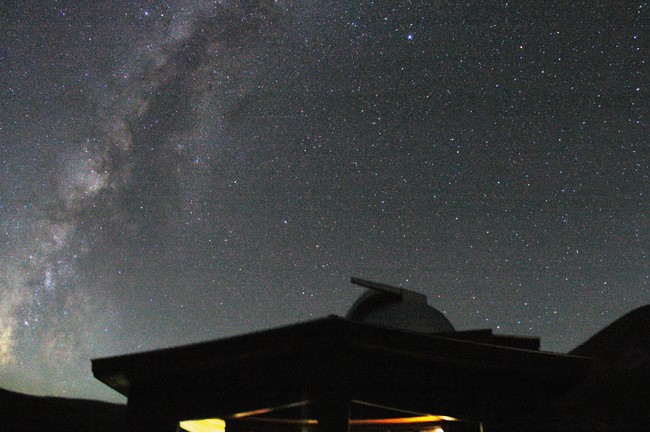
[92,277,591,431]
[346,277,455,334]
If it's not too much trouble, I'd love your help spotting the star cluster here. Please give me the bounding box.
[0,1,647,402]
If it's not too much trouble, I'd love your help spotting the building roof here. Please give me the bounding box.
[93,316,588,395]
[92,316,591,430]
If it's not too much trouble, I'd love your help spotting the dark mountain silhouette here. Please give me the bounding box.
[542,305,650,431]
[0,387,126,431]
[570,305,650,368]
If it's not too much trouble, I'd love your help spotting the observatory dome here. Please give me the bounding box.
[346,277,455,334]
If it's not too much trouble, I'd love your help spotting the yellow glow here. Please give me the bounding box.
[230,407,276,418]
[230,401,309,418]
[179,413,456,430]
[351,415,457,425]
[236,417,318,426]
[179,418,226,432]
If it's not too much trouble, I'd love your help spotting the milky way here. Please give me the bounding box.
[0,1,647,402]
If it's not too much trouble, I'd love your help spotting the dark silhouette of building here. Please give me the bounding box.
[91,277,649,431]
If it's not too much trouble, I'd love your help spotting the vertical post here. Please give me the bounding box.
[126,386,180,431]
[304,339,352,431]
[312,393,350,432]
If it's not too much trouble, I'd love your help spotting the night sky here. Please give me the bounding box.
[0,1,647,403]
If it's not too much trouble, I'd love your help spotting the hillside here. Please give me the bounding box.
[0,387,126,431]
[571,304,650,369]
[547,305,650,431]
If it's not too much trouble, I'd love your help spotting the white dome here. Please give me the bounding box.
[346,277,455,334]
